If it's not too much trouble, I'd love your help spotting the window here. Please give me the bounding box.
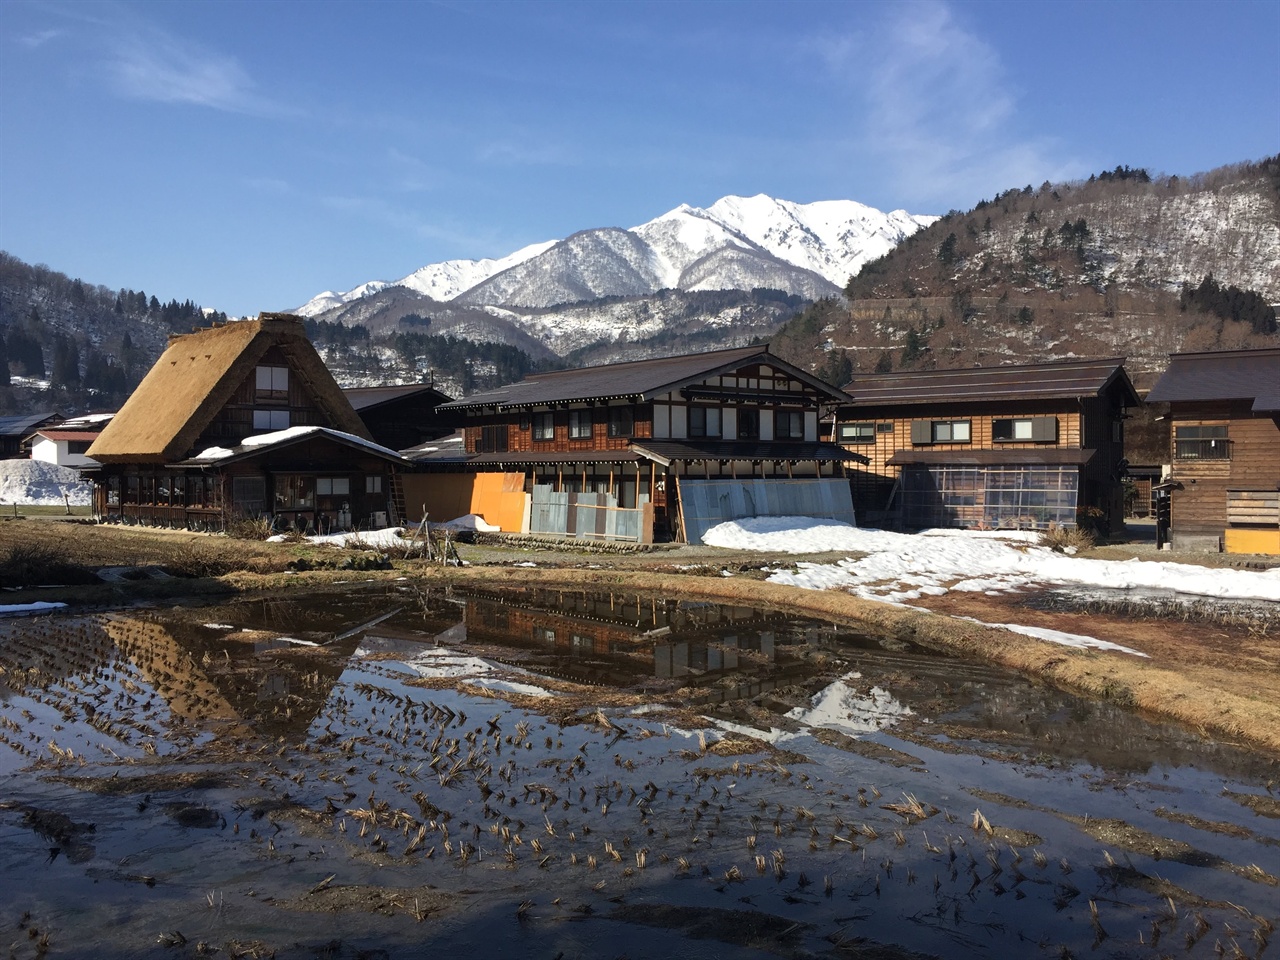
[478,424,508,453]
[775,410,804,439]
[316,477,351,496]
[993,418,1033,441]
[607,407,634,438]
[68,440,92,455]
[255,365,289,400]
[275,475,315,510]
[253,408,290,431]
[738,408,760,440]
[568,410,593,440]
[993,417,1058,442]
[365,475,382,494]
[532,626,556,645]
[1174,425,1230,460]
[532,412,555,441]
[689,406,721,438]
[912,419,971,444]
[838,422,876,444]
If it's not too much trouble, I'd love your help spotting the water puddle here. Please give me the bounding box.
[1,583,1276,959]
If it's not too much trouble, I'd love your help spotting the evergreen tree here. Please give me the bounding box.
[0,329,8,386]
[874,351,893,373]
[51,334,81,389]
[901,327,925,365]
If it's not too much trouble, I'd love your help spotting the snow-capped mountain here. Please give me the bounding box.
[295,195,936,316]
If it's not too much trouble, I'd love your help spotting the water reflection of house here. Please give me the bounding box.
[405,346,860,543]
[837,358,1139,532]
[84,314,408,531]
[458,588,808,695]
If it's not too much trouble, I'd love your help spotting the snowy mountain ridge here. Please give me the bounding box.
[295,194,936,316]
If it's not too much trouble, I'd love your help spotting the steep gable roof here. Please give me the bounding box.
[88,313,371,464]
[844,357,1139,407]
[439,345,850,412]
[1146,348,1280,412]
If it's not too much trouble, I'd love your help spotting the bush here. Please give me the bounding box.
[226,517,273,540]
[1039,523,1095,553]
[165,542,257,578]
[0,542,100,586]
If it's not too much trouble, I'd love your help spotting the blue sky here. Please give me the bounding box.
[2,0,1277,318]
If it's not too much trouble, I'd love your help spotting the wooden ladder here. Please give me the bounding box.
[389,470,407,526]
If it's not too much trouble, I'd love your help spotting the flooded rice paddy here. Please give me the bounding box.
[1,582,1277,959]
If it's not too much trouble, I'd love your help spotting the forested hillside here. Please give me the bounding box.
[772,157,1280,388]
[0,252,229,415]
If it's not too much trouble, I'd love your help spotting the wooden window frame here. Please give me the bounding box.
[255,365,289,402]
[1174,425,1230,460]
[568,410,593,440]
[738,408,760,440]
[607,407,634,438]
[838,422,876,444]
[532,412,555,441]
[775,410,804,440]
[689,406,721,438]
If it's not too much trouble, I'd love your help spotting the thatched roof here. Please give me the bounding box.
[88,313,371,464]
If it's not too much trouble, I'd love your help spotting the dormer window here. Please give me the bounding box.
[256,365,289,401]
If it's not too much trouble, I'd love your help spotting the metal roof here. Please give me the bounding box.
[343,383,453,411]
[31,430,102,442]
[886,448,1097,466]
[438,345,851,412]
[844,358,1138,406]
[1145,348,1280,410]
[0,412,64,437]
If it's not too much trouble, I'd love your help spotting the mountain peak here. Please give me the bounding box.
[294,193,937,316]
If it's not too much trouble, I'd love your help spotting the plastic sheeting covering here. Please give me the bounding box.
[678,478,856,544]
[529,485,650,542]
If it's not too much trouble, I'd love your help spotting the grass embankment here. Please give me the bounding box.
[3,519,1279,756]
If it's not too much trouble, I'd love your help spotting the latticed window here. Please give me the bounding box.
[532,413,555,441]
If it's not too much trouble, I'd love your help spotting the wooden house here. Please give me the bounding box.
[836,358,1139,532]
[406,345,860,543]
[1145,347,1280,554]
[27,413,114,467]
[85,313,407,531]
[343,383,454,452]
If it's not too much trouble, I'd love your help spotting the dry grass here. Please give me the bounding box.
[1039,523,1096,552]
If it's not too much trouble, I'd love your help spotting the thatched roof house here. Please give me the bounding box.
[85,314,403,532]
[89,313,370,464]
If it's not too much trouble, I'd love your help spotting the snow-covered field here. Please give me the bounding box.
[0,459,92,506]
[703,516,1280,657]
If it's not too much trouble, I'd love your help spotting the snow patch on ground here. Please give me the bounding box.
[0,459,92,506]
[400,647,552,698]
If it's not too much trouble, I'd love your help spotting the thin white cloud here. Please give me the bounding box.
[103,21,286,116]
[321,194,491,249]
[814,1,1082,207]
[19,28,63,48]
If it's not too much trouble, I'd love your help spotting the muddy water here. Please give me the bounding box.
[1,582,1277,960]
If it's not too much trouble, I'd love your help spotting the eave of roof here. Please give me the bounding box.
[168,426,407,468]
[886,448,1096,466]
[632,440,864,466]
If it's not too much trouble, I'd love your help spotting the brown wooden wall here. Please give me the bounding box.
[463,403,654,454]
[1168,400,1280,537]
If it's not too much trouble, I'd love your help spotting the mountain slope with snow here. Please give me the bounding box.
[295,194,937,316]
